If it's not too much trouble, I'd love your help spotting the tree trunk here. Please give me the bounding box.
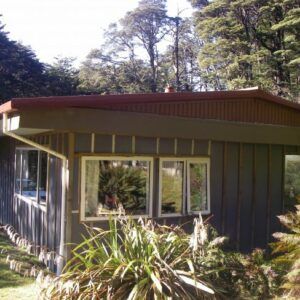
[149,47,157,93]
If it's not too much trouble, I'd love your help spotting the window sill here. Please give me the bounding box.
[80,214,151,222]
[158,211,211,218]
[159,213,183,218]
[188,210,211,215]
[14,194,47,212]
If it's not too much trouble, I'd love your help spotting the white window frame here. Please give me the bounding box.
[187,158,211,215]
[14,147,49,211]
[159,157,210,217]
[80,156,154,221]
[159,158,186,217]
[284,155,300,207]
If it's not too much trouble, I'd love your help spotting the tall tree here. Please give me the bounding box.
[102,23,153,93]
[190,0,300,99]
[269,0,300,98]
[121,0,169,92]
[78,49,152,94]
[161,18,220,91]
[0,18,46,102]
[44,57,79,96]
[0,18,81,101]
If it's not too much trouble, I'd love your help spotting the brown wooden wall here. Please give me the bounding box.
[0,133,66,257]
[69,132,300,251]
[0,137,15,225]
[1,129,299,256]
[209,142,299,250]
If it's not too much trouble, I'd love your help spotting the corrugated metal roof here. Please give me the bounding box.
[1,88,300,127]
[103,98,300,127]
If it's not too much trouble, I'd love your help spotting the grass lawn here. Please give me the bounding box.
[0,230,43,300]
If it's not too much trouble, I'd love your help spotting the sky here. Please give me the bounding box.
[1,0,192,65]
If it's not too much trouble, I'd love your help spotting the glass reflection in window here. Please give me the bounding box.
[39,152,48,205]
[15,149,22,194]
[161,161,184,214]
[15,149,48,204]
[84,158,151,217]
[21,150,38,199]
[285,155,300,210]
[188,162,208,212]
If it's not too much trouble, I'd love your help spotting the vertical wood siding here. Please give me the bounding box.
[70,133,296,251]
[0,133,64,259]
[0,130,298,255]
[210,142,287,251]
[209,142,223,234]
[0,137,15,225]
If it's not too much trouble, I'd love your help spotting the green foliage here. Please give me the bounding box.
[98,165,147,212]
[0,17,81,101]
[161,170,183,213]
[78,1,209,94]
[160,18,215,91]
[189,163,207,211]
[121,0,169,92]
[0,18,47,102]
[44,57,79,96]
[40,216,273,299]
[284,156,300,210]
[2,1,299,99]
[78,48,152,94]
[271,205,300,298]
[79,1,170,94]
[190,0,300,99]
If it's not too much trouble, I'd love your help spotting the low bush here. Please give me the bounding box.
[39,216,274,299]
[271,205,300,298]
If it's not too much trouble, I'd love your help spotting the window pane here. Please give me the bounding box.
[189,162,208,212]
[21,150,38,200]
[161,161,184,214]
[285,155,300,211]
[84,159,150,217]
[39,152,48,205]
[15,150,22,194]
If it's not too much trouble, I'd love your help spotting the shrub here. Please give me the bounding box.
[39,216,272,299]
[271,205,300,298]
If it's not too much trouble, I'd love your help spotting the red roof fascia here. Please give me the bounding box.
[0,89,300,113]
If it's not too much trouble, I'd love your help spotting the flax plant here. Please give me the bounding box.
[39,215,272,299]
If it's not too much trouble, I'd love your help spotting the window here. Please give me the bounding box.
[160,159,185,215]
[284,155,300,211]
[159,158,210,216]
[81,156,153,220]
[15,149,22,194]
[187,160,209,213]
[14,148,48,205]
[21,150,38,199]
[39,152,48,205]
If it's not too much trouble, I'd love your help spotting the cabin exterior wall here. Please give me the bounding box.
[0,137,15,226]
[69,131,300,251]
[0,122,299,258]
[0,133,65,261]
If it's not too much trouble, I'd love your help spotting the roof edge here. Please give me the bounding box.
[252,89,300,110]
[0,101,14,114]
[0,88,299,112]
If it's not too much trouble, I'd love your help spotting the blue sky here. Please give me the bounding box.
[1,0,192,65]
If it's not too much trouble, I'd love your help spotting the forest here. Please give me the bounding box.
[0,0,299,103]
